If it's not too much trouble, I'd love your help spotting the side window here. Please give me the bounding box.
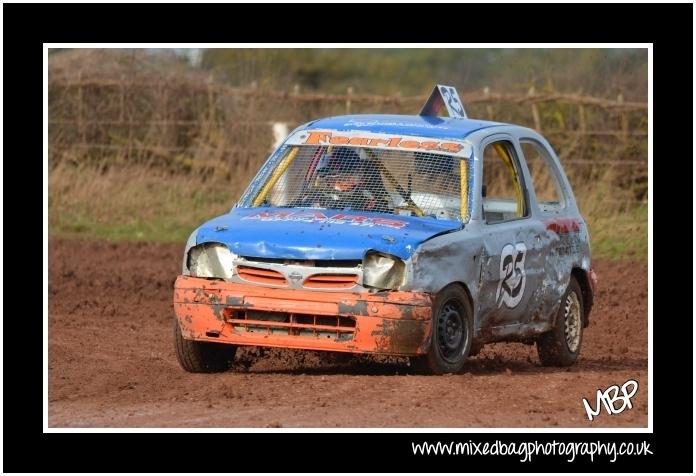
[482,140,529,224]
[520,140,566,212]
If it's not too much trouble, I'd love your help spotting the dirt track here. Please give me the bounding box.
[48,238,648,428]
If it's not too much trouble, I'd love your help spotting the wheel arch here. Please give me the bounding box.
[436,281,474,311]
[435,280,478,338]
[571,267,594,327]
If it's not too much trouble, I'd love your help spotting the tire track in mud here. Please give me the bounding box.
[48,238,648,427]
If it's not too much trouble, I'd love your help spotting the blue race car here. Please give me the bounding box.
[173,85,597,374]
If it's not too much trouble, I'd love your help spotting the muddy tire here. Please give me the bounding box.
[410,285,473,375]
[174,317,236,373]
[537,276,584,367]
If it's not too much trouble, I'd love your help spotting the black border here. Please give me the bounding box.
[4,2,692,473]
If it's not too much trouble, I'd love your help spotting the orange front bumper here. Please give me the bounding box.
[173,275,433,356]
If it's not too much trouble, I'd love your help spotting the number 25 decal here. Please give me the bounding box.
[496,242,527,308]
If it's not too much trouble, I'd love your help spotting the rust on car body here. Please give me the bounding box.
[173,84,596,373]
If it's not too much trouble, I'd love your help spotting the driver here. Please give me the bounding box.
[305,146,389,212]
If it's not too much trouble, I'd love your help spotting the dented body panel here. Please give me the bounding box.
[195,206,462,261]
[174,107,595,358]
[401,126,594,344]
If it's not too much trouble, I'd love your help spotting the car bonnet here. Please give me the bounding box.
[195,207,462,260]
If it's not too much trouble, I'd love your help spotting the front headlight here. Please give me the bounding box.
[188,243,236,279]
[362,252,405,290]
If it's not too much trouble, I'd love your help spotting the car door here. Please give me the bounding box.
[476,135,546,331]
[517,137,579,323]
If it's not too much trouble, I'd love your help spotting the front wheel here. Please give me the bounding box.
[410,285,473,375]
[536,276,584,366]
[174,317,237,373]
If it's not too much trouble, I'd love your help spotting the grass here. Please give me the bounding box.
[575,176,648,260]
[48,163,245,243]
[48,163,647,261]
[583,203,647,261]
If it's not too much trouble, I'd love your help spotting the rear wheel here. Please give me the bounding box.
[536,276,584,366]
[174,317,237,373]
[410,285,473,375]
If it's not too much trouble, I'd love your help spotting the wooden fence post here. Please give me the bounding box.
[156,82,164,150]
[289,84,300,125]
[576,101,586,160]
[346,86,353,114]
[77,71,86,146]
[206,75,216,156]
[122,75,132,161]
[119,75,125,123]
[578,103,586,135]
[528,86,541,132]
[617,93,628,143]
[484,86,493,120]
[207,74,215,123]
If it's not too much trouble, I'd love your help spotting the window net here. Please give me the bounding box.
[257,145,464,221]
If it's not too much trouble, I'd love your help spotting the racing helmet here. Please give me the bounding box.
[316,146,367,192]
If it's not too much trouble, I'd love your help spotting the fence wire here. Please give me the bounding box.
[48,81,649,203]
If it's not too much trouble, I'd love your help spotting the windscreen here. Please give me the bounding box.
[253,145,465,221]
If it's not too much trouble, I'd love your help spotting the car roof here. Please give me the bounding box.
[304,114,507,141]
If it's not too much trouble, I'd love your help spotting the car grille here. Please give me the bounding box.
[227,310,356,341]
[237,266,288,286]
[303,273,359,289]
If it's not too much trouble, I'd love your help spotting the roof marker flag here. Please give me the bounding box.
[419,84,467,119]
